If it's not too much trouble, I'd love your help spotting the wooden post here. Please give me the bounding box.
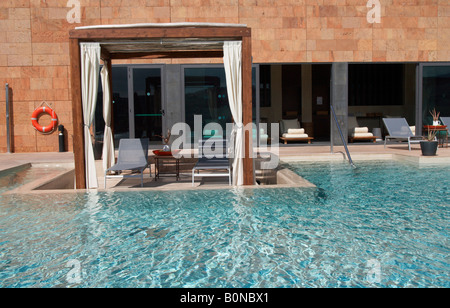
[242,35,254,185]
[70,38,86,189]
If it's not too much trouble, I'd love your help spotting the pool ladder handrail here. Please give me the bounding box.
[330,105,356,168]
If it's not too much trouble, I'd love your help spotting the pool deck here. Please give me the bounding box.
[2,141,450,192]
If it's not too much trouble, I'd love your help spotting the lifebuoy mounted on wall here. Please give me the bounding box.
[31,103,58,133]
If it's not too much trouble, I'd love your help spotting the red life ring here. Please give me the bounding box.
[31,106,58,133]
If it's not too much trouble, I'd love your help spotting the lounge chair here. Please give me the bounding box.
[279,119,313,144]
[439,117,450,130]
[192,139,231,186]
[437,116,450,145]
[104,138,150,188]
[382,118,422,151]
[348,116,377,143]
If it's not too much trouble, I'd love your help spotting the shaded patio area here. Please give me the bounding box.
[69,22,254,189]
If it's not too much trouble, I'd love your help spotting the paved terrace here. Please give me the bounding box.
[1,141,450,192]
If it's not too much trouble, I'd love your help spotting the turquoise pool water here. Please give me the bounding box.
[0,161,448,287]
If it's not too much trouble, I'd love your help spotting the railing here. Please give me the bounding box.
[6,83,11,153]
[330,105,356,168]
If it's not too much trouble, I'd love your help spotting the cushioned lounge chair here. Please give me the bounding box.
[192,139,231,186]
[348,116,377,143]
[104,138,150,188]
[279,119,313,144]
[382,118,422,151]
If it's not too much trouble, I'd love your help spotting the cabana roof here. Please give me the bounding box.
[70,22,251,60]
[69,22,254,189]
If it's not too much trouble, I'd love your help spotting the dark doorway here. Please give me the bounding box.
[312,64,331,141]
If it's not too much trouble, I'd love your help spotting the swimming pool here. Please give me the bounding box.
[0,161,448,287]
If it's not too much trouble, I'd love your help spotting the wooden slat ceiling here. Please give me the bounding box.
[100,38,237,59]
[100,37,233,53]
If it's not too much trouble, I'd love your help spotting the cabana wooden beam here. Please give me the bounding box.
[69,24,254,189]
[69,26,251,40]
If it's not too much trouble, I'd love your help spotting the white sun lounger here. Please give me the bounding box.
[105,138,150,188]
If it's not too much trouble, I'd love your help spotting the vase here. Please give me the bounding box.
[420,140,438,156]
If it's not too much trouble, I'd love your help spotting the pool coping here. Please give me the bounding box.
[2,166,317,195]
[281,152,450,165]
[0,163,32,177]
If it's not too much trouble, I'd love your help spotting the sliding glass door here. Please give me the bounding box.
[184,67,231,141]
[419,63,450,126]
[129,66,165,140]
[183,65,259,143]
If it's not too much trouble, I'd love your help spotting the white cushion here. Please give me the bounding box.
[353,127,369,133]
[287,128,305,134]
[282,133,309,138]
[352,132,374,137]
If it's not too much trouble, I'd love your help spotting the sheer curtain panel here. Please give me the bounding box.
[81,43,101,189]
[223,41,243,186]
[101,63,115,174]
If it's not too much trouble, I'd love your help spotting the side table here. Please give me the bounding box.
[154,153,181,181]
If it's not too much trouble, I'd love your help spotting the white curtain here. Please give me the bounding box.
[81,43,101,189]
[223,41,243,186]
[101,62,115,173]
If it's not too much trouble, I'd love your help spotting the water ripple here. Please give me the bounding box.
[1,161,449,287]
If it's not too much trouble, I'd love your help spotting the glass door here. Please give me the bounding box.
[111,66,130,144]
[129,66,165,141]
[184,66,231,142]
[418,63,450,135]
[182,65,259,144]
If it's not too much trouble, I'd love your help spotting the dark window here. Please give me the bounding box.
[349,64,403,106]
[260,65,271,107]
[422,65,450,124]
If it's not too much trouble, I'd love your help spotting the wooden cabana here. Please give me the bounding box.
[69,23,254,189]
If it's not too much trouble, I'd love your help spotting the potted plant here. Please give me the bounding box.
[157,129,171,152]
[420,129,438,156]
[430,108,441,126]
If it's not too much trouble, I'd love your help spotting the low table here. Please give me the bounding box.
[154,154,181,181]
[423,125,448,148]
[349,136,377,143]
[280,137,313,144]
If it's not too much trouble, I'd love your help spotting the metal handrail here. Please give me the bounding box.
[330,105,356,168]
[6,83,11,153]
